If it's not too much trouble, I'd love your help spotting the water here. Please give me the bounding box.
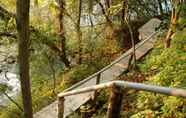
[0,43,20,106]
[0,72,20,106]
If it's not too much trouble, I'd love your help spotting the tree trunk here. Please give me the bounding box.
[164,1,183,48]
[157,0,164,15]
[107,85,124,118]
[121,1,127,27]
[124,0,136,70]
[16,0,33,117]
[105,0,111,15]
[165,28,174,48]
[126,20,136,70]
[95,0,112,26]
[77,0,83,64]
[58,0,71,68]
[95,0,114,42]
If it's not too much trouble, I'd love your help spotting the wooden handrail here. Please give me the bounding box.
[58,30,160,118]
[63,31,159,92]
[58,80,186,118]
[58,81,186,98]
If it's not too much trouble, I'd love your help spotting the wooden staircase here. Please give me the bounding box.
[34,18,161,118]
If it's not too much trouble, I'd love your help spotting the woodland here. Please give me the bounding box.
[0,0,186,118]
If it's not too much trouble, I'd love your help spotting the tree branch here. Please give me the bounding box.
[95,0,112,25]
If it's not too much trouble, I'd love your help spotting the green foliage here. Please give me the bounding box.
[68,64,100,84]
[0,84,9,94]
[0,0,178,117]
[133,28,186,117]
[0,61,104,118]
[108,3,122,16]
[130,110,156,118]
[0,1,16,12]
[0,97,23,118]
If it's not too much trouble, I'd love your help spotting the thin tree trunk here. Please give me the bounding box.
[77,0,83,64]
[88,14,94,62]
[95,0,112,26]
[121,1,126,27]
[95,0,114,42]
[124,0,136,70]
[105,0,111,15]
[165,28,174,48]
[16,0,33,117]
[164,7,176,48]
[165,1,183,48]
[126,19,136,70]
[157,0,164,15]
[58,0,71,68]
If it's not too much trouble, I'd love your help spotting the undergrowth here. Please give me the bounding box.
[91,25,186,118]
[131,28,186,117]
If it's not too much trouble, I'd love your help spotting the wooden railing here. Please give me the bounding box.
[63,31,159,93]
[56,31,160,118]
[58,81,186,118]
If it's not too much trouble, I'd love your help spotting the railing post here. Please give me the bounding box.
[58,97,65,118]
[107,84,124,118]
[92,73,101,104]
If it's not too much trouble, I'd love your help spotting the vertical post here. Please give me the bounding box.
[127,53,133,70]
[58,97,65,118]
[96,73,101,86]
[92,73,101,104]
[107,85,124,118]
